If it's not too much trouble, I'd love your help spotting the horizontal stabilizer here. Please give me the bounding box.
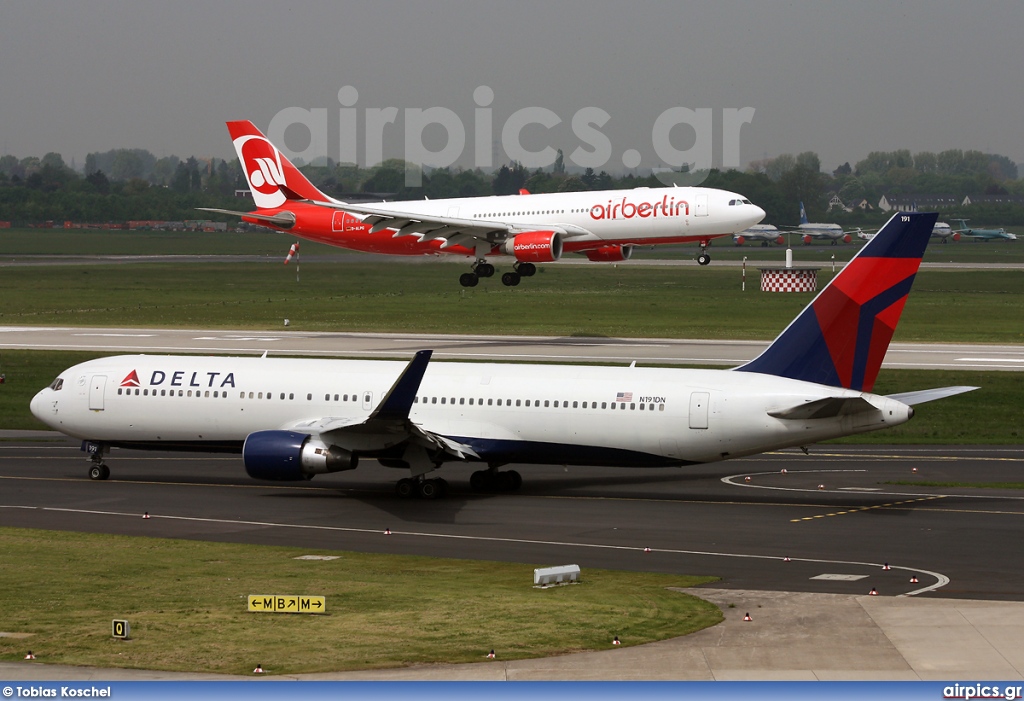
[768,396,877,420]
[887,386,979,406]
[196,208,296,228]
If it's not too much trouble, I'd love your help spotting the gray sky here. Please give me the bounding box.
[2,0,1022,173]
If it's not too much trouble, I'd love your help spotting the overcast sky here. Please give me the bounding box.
[2,0,1022,174]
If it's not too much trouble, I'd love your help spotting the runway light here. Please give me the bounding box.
[24,651,35,660]
[744,476,751,483]
[612,636,621,646]
[882,563,891,570]
[253,664,264,674]
[487,650,495,659]
[869,587,878,596]
[643,547,651,553]
[384,528,391,535]
[783,556,791,562]
[780,468,787,474]
[910,575,919,584]
[817,484,825,490]
[142,512,150,519]
[743,613,752,621]
[912,467,918,473]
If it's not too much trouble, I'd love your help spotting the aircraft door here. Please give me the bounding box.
[694,194,708,217]
[447,206,460,218]
[89,376,107,411]
[688,392,709,429]
[362,391,373,411]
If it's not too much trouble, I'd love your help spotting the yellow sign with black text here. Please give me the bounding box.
[248,595,326,614]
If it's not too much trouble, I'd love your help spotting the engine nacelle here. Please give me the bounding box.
[242,430,358,481]
[584,244,633,262]
[734,236,745,246]
[775,235,785,245]
[802,234,813,245]
[951,232,961,242]
[843,234,852,243]
[501,231,562,262]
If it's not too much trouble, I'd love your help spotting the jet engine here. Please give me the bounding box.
[501,231,563,262]
[775,235,785,245]
[843,234,852,243]
[242,430,358,481]
[952,232,961,242]
[734,236,745,246]
[802,235,813,245]
[584,244,633,262]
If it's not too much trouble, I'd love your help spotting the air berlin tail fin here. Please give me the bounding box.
[735,211,937,392]
[226,120,329,209]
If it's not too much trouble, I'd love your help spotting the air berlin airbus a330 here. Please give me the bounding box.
[200,121,765,286]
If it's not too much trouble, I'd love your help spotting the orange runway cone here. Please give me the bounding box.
[743,613,752,621]
[869,587,878,596]
[909,575,919,584]
[253,664,264,674]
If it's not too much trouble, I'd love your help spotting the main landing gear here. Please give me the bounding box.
[395,476,449,500]
[469,468,522,493]
[85,442,110,480]
[459,261,536,287]
[696,239,712,266]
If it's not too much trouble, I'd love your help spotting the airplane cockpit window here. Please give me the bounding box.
[742,199,752,204]
[49,377,64,391]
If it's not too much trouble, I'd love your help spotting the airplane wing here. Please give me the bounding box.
[282,350,479,461]
[302,199,593,252]
[767,396,878,420]
[886,386,979,406]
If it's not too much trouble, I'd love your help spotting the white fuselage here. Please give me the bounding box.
[32,355,912,469]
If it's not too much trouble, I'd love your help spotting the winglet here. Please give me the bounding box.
[369,350,433,421]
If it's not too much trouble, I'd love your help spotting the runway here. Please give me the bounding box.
[3,325,1024,371]
[3,438,1022,601]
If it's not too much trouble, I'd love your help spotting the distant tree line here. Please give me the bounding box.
[1,146,1023,227]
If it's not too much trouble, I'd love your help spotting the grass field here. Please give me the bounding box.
[1,261,1021,343]
[0,527,720,675]
[0,350,1019,442]
[3,227,1022,264]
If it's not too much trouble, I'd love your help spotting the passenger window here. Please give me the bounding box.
[630,403,635,410]
[460,398,465,405]
[602,402,607,409]
[659,404,665,411]
[187,391,192,397]
[553,400,559,408]
[488,398,493,406]
[258,392,263,399]
[441,397,446,404]
[143,389,148,396]
[544,400,549,407]
[307,393,312,400]
[333,394,339,401]
[469,398,474,405]
[288,393,294,400]
[516,399,521,407]
[205,391,210,398]
[213,391,218,398]
[432,397,437,404]
[572,401,578,408]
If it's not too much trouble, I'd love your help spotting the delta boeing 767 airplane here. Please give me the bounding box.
[31,212,975,499]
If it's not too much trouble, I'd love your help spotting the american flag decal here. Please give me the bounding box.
[615,392,632,402]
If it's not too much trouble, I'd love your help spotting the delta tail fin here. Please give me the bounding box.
[799,201,809,225]
[735,211,938,392]
[226,120,330,209]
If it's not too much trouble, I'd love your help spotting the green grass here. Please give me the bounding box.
[2,350,1021,443]
[885,481,1024,490]
[0,228,344,257]
[1,262,1021,343]
[0,527,720,675]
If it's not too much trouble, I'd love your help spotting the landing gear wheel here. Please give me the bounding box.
[507,470,522,491]
[697,253,711,266]
[396,478,416,499]
[470,470,488,491]
[459,272,479,287]
[475,263,495,278]
[501,272,521,286]
[516,262,536,277]
[89,464,110,481]
[419,479,441,500]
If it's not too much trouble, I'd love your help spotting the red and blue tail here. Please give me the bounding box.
[735,211,937,392]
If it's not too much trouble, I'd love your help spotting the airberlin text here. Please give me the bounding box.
[590,196,688,220]
[149,371,236,389]
[8,688,111,698]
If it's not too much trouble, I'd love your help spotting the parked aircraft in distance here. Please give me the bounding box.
[733,224,784,246]
[200,121,764,287]
[790,201,854,245]
[32,212,976,499]
[950,219,1017,242]
[929,221,959,243]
